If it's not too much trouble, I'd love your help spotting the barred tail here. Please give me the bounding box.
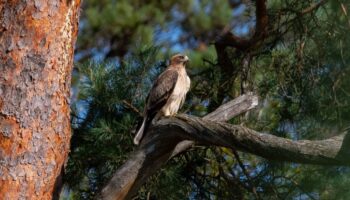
[133,117,147,145]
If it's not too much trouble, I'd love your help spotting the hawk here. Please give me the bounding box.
[133,54,191,145]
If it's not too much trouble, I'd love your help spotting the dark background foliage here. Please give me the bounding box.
[62,0,350,199]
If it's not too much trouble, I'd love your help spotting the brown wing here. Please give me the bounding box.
[145,69,178,117]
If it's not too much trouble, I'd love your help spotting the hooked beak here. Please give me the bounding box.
[184,55,189,64]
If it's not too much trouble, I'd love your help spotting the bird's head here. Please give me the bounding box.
[170,54,189,66]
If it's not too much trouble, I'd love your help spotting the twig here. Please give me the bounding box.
[231,149,261,200]
[202,58,216,66]
[338,0,350,28]
[122,100,143,117]
[301,0,327,15]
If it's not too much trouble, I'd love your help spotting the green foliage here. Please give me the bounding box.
[76,0,236,60]
[140,160,192,199]
[67,47,166,198]
[66,0,350,199]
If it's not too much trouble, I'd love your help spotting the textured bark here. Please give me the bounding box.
[0,1,81,199]
[100,94,259,200]
[100,93,350,200]
[156,116,350,166]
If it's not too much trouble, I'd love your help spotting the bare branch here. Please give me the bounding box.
[154,115,350,166]
[99,90,350,200]
[215,0,268,51]
[203,93,258,121]
[100,114,350,200]
[99,94,259,200]
[172,93,258,157]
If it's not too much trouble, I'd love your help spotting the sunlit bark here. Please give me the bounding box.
[0,1,81,199]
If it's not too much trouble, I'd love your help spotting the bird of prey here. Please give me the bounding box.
[133,54,191,145]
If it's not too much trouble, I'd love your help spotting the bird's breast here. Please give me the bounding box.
[162,70,190,116]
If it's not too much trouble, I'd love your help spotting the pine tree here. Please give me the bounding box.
[65,0,350,199]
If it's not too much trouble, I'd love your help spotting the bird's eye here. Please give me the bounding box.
[179,55,184,59]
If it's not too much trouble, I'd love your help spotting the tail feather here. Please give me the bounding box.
[133,118,147,145]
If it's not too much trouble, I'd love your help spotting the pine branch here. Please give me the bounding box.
[99,93,350,200]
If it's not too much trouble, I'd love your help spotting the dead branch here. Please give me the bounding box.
[98,93,350,200]
[99,94,259,200]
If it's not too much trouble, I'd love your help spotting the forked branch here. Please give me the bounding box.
[99,93,350,200]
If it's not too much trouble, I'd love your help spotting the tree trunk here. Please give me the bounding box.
[0,1,81,199]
